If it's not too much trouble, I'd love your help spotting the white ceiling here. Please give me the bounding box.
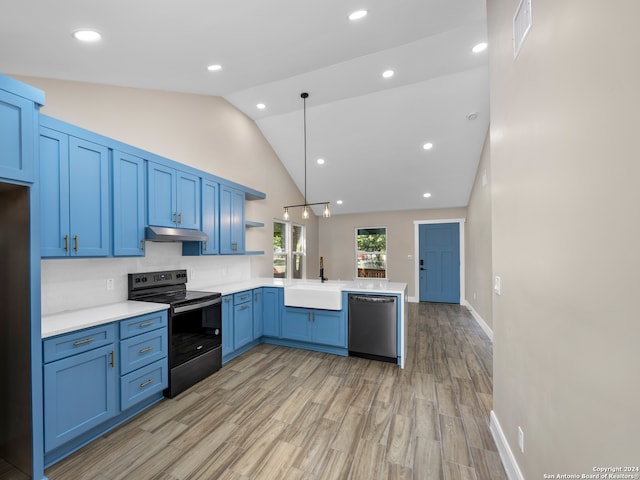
[0,0,489,216]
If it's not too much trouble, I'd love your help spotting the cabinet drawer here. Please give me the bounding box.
[119,328,168,375]
[43,323,116,363]
[119,311,167,339]
[233,290,251,305]
[120,359,168,411]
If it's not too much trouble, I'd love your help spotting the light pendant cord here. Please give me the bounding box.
[302,92,308,204]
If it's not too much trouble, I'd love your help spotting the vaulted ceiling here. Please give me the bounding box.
[0,0,488,215]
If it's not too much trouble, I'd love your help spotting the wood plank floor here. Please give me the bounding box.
[19,302,505,480]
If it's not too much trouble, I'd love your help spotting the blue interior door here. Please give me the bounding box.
[419,223,460,303]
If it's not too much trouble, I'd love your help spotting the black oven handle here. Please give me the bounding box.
[173,297,221,314]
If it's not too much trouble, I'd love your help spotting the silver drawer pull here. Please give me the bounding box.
[139,346,153,354]
[139,321,154,327]
[73,337,95,346]
[140,379,154,388]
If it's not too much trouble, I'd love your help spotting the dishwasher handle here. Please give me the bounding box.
[349,295,395,304]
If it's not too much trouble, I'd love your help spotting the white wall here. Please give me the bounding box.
[465,132,493,328]
[488,0,640,476]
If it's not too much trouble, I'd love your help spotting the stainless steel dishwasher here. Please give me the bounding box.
[348,294,397,363]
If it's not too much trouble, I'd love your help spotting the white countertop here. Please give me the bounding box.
[42,301,169,339]
[40,278,407,339]
[199,277,408,296]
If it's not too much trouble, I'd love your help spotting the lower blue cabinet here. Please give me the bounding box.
[253,288,263,339]
[282,307,346,347]
[233,301,253,350]
[43,310,168,461]
[222,295,234,356]
[262,287,282,338]
[43,343,117,452]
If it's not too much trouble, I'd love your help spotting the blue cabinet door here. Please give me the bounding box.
[40,130,109,257]
[68,137,110,256]
[0,89,35,182]
[147,161,201,230]
[200,179,219,254]
[282,308,312,342]
[40,127,70,257]
[263,288,282,338]
[222,296,234,356]
[253,289,263,339]
[219,185,245,254]
[311,310,346,347]
[147,162,176,228]
[43,344,117,452]
[113,150,145,256]
[176,171,200,230]
[233,301,253,350]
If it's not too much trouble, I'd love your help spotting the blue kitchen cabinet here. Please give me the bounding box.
[40,127,110,257]
[182,178,218,255]
[112,150,145,256]
[282,307,346,348]
[282,308,312,343]
[43,324,118,453]
[222,295,234,357]
[219,185,245,254]
[147,161,200,230]
[253,288,263,339]
[0,87,38,182]
[262,287,282,338]
[43,311,168,465]
[233,291,253,350]
[310,309,347,347]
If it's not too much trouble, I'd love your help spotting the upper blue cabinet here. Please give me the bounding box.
[40,126,110,257]
[183,178,218,256]
[219,185,245,254]
[147,161,200,230]
[0,75,44,183]
[113,150,146,256]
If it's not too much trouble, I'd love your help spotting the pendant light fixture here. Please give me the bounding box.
[283,92,331,220]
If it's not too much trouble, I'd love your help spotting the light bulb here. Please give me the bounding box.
[283,207,289,220]
[302,206,310,219]
[323,203,331,218]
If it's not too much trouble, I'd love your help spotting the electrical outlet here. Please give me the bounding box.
[518,426,524,453]
[106,278,114,291]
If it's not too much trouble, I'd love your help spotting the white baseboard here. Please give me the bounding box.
[461,300,493,341]
[408,296,419,303]
[490,411,526,480]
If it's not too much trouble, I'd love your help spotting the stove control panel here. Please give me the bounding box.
[128,269,188,291]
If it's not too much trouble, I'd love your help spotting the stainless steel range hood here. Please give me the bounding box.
[145,226,209,242]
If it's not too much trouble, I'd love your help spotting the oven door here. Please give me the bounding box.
[170,297,222,367]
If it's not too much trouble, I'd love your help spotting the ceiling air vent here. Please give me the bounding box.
[513,0,532,59]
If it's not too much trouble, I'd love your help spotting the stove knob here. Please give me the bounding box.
[214,329,220,335]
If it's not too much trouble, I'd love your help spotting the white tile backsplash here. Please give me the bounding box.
[41,242,251,315]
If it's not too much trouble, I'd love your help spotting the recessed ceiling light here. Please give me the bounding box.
[207,64,222,71]
[336,200,343,205]
[72,29,102,42]
[382,70,394,78]
[348,9,368,20]
[472,42,488,53]
[256,103,266,110]
[423,142,434,150]
[423,193,432,198]
[316,158,325,165]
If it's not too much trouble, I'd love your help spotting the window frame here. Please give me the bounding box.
[273,220,306,280]
[355,226,388,279]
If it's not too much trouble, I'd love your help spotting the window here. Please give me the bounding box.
[274,221,305,279]
[356,227,387,278]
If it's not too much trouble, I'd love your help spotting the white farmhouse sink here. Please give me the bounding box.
[284,282,344,310]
